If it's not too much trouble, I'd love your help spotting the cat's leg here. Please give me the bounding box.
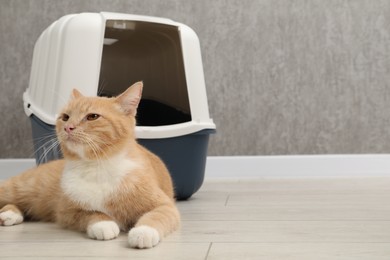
[0,204,24,226]
[128,203,180,249]
[56,205,120,240]
[86,218,120,241]
[0,182,25,226]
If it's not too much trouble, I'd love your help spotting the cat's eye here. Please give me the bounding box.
[86,113,100,121]
[61,114,69,122]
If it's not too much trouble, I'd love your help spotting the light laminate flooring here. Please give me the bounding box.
[1,177,390,259]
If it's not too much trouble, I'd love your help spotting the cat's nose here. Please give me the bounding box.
[64,125,75,134]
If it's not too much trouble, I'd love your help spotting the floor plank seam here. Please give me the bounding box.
[205,242,213,260]
[224,195,230,206]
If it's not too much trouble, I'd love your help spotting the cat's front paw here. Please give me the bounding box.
[87,220,120,240]
[0,210,24,226]
[128,225,160,249]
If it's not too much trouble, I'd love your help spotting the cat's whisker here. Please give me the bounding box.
[83,137,101,162]
[37,139,61,164]
[32,132,58,141]
[31,135,59,150]
[87,138,112,155]
[85,137,110,164]
[30,134,61,163]
[80,134,114,173]
[66,131,108,163]
[98,77,108,97]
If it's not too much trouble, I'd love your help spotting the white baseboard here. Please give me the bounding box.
[1,155,390,180]
[205,154,390,179]
[0,159,36,179]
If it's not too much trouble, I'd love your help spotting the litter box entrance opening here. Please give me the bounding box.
[98,20,191,126]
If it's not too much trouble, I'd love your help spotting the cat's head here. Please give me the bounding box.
[55,82,143,160]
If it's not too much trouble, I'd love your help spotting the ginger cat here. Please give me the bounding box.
[0,82,180,249]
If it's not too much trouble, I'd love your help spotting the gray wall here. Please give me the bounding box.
[2,0,390,157]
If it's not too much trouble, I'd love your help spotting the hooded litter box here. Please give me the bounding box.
[23,12,216,200]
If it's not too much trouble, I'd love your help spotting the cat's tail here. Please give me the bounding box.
[0,177,27,226]
[0,178,14,208]
[0,160,64,219]
[0,184,5,208]
[0,166,37,208]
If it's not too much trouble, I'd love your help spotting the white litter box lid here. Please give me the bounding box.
[24,12,215,139]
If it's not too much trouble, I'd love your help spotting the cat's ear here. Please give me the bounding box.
[71,89,83,100]
[115,81,143,116]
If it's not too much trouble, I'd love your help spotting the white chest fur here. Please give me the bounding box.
[61,152,138,213]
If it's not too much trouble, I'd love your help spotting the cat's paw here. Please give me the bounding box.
[128,225,160,249]
[0,210,24,226]
[87,221,120,240]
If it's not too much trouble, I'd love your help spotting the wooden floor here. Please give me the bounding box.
[1,177,390,259]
